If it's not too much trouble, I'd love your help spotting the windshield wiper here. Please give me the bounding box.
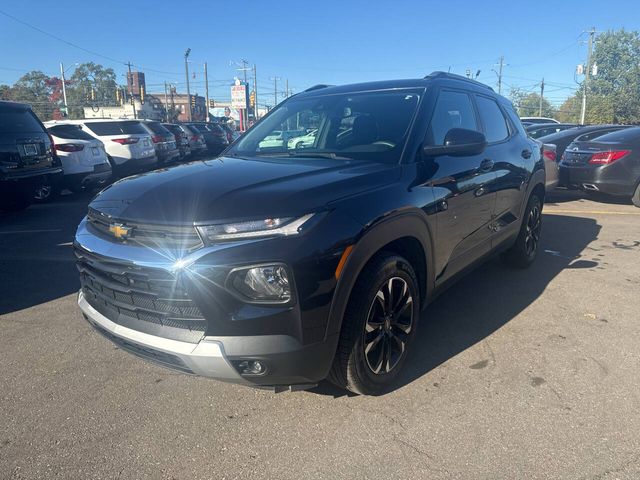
[287,151,351,160]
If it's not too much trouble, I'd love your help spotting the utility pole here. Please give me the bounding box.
[59,62,68,116]
[539,78,545,117]
[581,27,596,125]
[285,79,289,99]
[126,61,137,119]
[240,59,249,127]
[497,55,504,95]
[204,62,210,122]
[271,77,280,106]
[184,48,192,121]
[164,81,169,122]
[253,64,258,120]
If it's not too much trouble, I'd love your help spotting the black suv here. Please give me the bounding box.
[75,73,545,395]
[1,101,63,211]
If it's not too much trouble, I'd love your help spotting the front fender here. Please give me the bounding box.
[324,210,435,338]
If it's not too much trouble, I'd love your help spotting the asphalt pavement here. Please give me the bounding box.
[1,190,639,480]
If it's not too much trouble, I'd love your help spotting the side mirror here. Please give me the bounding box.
[422,128,487,157]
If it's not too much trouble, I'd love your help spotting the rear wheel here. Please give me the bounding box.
[33,181,59,203]
[501,193,543,268]
[328,253,419,395]
[632,182,640,208]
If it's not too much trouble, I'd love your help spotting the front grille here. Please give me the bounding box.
[87,207,203,251]
[76,246,206,343]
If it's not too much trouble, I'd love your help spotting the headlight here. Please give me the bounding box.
[197,214,314,243]
[227,264,291,302]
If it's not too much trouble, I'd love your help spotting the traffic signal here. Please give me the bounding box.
[209,99,215,108]
[140,86,145,105]
[250,91,256,107]
[190,95,196,108]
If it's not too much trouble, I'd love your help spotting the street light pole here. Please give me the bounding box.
[204,62,210,122]
[580,28,596,125]
[59,62,68,116]
[184,48,192,122]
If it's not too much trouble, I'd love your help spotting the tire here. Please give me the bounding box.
[327,252,420,395]
[33,182,59,203]
[500,193,543,268]
[632,182,640,208]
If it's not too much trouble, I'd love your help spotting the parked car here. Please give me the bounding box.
[39,122,112,200]
[75,72,545,395]
[186,122,229,156]
[161,123,191,161]
[560,126,640,206]
[542,143,559,190]
[0,101,63,211]
[178,124,207,156]
[526,123,578,139]
[139,121,179,166]
[520,117,559,126]
[61,119,156,176]
[288,129,318,149]
[537,124,631,160]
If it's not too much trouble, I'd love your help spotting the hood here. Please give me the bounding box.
[89,155,399,224]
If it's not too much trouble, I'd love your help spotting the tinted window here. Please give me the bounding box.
[85,121,148,136]
[576,128,624,142]
[429,90,478,145]
[0,108,44,133]
[476,96,509,142]
[145,122,171,135]
[503,103,527,136]
[589,127,640,143]
[48,124,95,141]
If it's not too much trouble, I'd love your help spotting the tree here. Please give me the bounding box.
[582,29,640,123]
[510,88,556,118]
[556,94,581,123]
[4,71,54,120]
[65,62,119,118]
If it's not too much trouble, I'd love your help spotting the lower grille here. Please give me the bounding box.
[90,320,194,374]
[76,246,206,343]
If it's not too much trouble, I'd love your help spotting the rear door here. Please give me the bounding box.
[476,96,530,241]
[425,89,497,283]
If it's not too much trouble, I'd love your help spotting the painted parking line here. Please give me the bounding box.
[544,210,640,216]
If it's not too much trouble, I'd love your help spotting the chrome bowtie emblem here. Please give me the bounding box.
[109,223,131,239]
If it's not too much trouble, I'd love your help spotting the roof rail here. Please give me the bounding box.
[304,84,333,92]
[425,71,494,91]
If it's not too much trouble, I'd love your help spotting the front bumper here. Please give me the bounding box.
[79,290,250,383]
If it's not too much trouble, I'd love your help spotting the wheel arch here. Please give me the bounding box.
[325,211,435,339]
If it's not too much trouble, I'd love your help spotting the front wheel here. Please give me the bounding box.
[328,253,420,395]
[501,193,543,268]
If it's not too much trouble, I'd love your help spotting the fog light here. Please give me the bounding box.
[228,264,291,302]
[236,360,267,376]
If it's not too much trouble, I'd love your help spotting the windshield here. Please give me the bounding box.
[231,89,422,163]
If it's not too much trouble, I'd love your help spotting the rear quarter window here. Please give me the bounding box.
[0,108,44,133]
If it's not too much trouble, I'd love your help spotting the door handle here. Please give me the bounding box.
[479,159,494,172]
[521,149,532,159]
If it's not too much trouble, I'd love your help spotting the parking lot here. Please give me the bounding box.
[1,190,639,479]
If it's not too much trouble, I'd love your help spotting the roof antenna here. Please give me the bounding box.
[448,66,451,73]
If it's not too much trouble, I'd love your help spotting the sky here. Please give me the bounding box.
[1,0,638,108]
